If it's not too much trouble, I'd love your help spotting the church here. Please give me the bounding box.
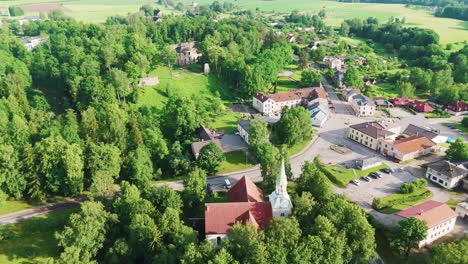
[204,160,293,245]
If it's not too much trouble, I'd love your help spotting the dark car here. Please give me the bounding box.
[380,168,392,174]
[360,176,371,182]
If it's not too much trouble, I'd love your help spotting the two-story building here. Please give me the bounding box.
[445,101,468,116]
[345,89,375,117]
[425,160,468,189]
[396,200,458,248]
[348,122,397,150]
[252,87,327,116]
[323,56,344,71]
[379,135,436,162]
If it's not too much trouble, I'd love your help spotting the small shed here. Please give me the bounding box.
[355,157,382,170]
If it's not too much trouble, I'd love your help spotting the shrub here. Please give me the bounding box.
[400,183,415,194]
[372,198,384,210]
[8,6,24,16]
[413,178,428,189]
[462,116,468,128]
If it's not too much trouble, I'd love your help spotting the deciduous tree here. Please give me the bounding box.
[391,217,428,258]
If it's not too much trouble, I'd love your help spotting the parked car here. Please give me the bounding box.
[224,179,232,189]
[380,167,392,174]
[351,180,360,186]
[447,124,454,129]
[370,172,383,178]
[360,176,372,182]
[459,132,465,135]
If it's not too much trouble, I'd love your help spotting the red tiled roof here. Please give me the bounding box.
[410,100,434,112]
[391,97,411,106]
[205,202,272,234]
[228,176,264,203]
[396,200,458,228]
[446,101,468,112]
[254,87,326,103]
[392,135,436,155]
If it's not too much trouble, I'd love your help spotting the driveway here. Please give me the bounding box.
[220,134,248,153]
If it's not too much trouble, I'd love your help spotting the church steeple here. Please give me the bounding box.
[269,158,293,218]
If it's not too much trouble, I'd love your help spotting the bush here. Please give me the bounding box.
[313,157,346,188]
[400,183,415,194]
[462,116,468,128]
[8,6,24,16]
[413,178,427,189]
[372,198,384,210]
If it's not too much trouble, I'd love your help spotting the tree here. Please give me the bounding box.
[431,69,453,97]
[161,96,201,141]
[446,138,468,162]
[462,116,468,128]
[209,248,238,264]
[344,67,364,89]
[109,68,131,103]
[248,119,269,149]
[391,217,428,258]
[296,160,333,202]
[0,144,25,199]
[340,22,350,36]
[255,142,280,189]
[146,185,183,214]
[197,142,225,175]
[222,224,268,264]
[298,50,309,70]
[265,217,302,263]
[274,107,312,146]
[125,146,154,189]
[301,69,321,87]
[182,167,207,212]
[62,144,84,197]
[397,81,415,98]
[56,201,112,263]
[430,237,468,264]
[160,46,178,77]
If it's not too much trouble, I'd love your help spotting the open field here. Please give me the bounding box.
[321,163,388,187]
[377,188,432,214]
[0,208,77,263]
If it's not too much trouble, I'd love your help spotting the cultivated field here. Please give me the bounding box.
[1,0,466,43]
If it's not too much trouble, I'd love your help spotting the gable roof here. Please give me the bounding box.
[254,87,326,104]
[427,160,468,179]
[205,202,272,235]
[392,135,436,155]
[350,122,394,139]
[403,124,439,140]
[396,200,458,228]
[228,176,264,203]
[446,101,468,112]
[238,120,251,132]
[410,100,434,112]
[391,97,411,106]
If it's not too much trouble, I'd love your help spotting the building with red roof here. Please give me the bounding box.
[390,97,411,107]
[205,176,273,245]
[410,100,434,113]
[252,86,327,116]
[396,200,458,247]
[379,135,436,162]
[445,101,468,116]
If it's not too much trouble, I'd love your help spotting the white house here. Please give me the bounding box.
[22,36,46,51]
[252,87,327,116]
[425,160,468,189]
[396,200,458,248]
[348,93,375,117]
[323,56,344,71]
[379,135,436,162]
[348,122,397,150]
[237,120,251,144]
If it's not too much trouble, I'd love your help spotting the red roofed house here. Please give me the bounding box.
[252,86,327,116]
[378,135,436,162]
[396,200,458,247]
[205,161,292,245]
[445,101,468,116]
[410,100,434,113]
[391,97,411,107]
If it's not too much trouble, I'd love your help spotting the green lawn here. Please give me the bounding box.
[0,196,67,216]
[366,82,399,99]
[288,139,311,156]
[0,208,77,263]
[218,151,255,174]
[137,65,240,133]
[378,188,432,214]
[321,164,388,187]
[275,65,303,92]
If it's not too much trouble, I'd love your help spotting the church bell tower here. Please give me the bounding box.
[269,159,293,217]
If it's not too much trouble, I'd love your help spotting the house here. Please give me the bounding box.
[402,124,448,144]
[355,157,383,170]
[391,97,411,107]
[22,36,46,51]
[138,77,159,87]
[445,101,468,116]
[323,56,344,71]
[396,200,458,248]
[205,161,292,245]
[379,135,436,162]
[410,100,434,113]
[237,120,251,144]
[344,88,361,101]
[425,160,468,189]
[307,102,330,127]
[171,42,202,66]
[191,139,222,160]
[427,97,444,109]
[348,122,397,150]
[374,97,393,108]
[252,86,327,116]
[348,93,375,117]
[455,202,468,220]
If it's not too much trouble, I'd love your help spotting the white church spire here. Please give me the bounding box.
[269,159,293,217]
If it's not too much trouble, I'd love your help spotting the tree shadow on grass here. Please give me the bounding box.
[0,208,77,263]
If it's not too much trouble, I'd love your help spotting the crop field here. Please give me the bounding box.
[1,1,466,42]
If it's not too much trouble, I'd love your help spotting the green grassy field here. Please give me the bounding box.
[366,83,399,99]
[378,188,432,214]
[218,151,255,174]
[0,196,68,216]
[0,208,77,263]
[322,164,388,187]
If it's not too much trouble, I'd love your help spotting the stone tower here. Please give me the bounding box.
[269,159,293,217]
